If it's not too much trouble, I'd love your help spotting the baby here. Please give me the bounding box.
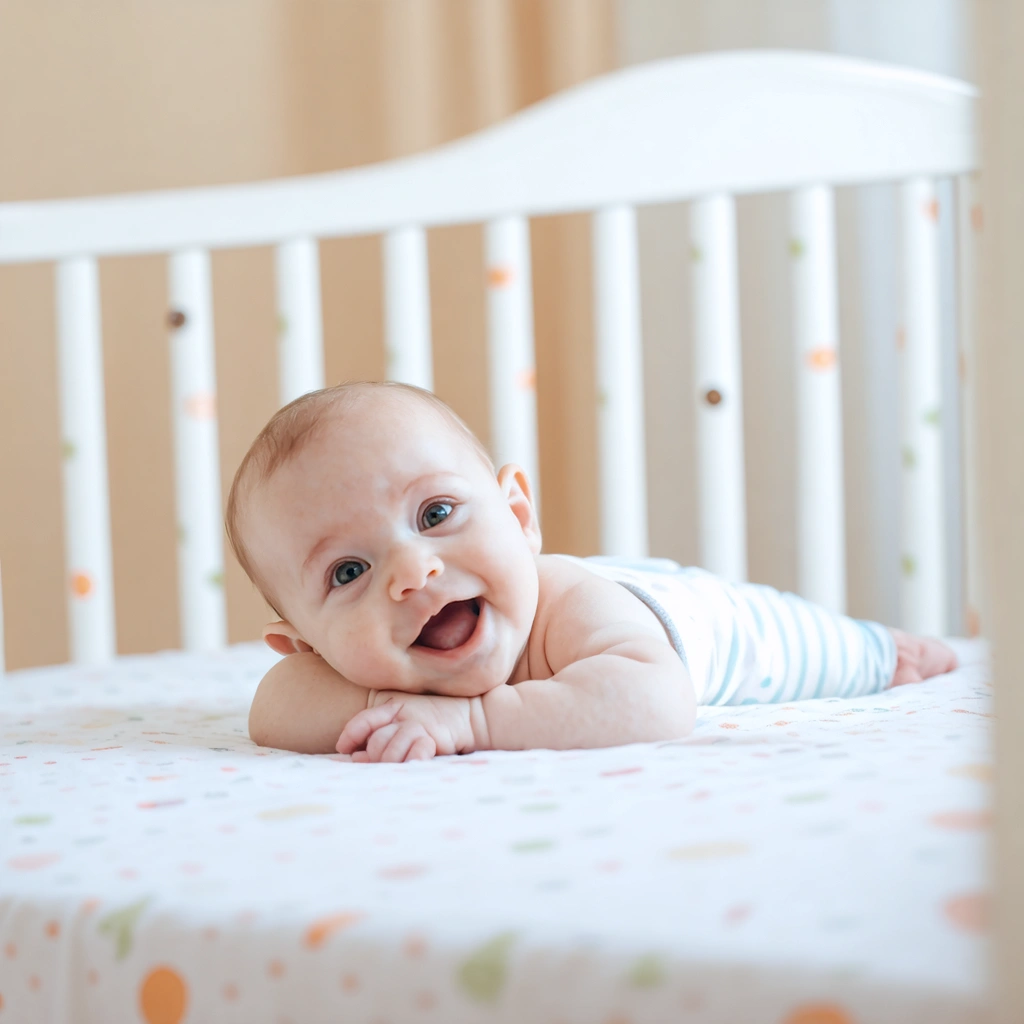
[227,381,957,760]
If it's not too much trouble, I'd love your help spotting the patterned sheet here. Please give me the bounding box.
[0,639,990,1024]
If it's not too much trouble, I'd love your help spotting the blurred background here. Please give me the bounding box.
[0,0,971,670]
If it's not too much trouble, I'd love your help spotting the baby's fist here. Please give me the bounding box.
[337,703,437,762]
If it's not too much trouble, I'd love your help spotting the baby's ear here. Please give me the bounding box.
[262,620,315,657]
[497,463,542,554]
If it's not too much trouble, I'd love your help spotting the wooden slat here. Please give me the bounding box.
[899,177,947,635]
[592,205,648,558]
[957,174,982,638]
[790,185,846,613]
[275,237,325,405]
[168,250,227,651]
[55,257,117,664]
[484,216,540,500]
[691,194,747,582]
[383,227,433,390]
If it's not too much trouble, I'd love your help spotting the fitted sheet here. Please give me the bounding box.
[0,639,990,1024]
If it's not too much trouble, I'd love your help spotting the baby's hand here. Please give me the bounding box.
[889,628,958,686]
[336,692,477,762]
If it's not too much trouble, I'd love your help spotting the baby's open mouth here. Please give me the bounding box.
[414,599,481,651]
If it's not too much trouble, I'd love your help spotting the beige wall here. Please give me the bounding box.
[0,0,614,670]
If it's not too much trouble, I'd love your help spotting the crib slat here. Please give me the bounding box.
[275,237,325,405]
[592,206,648,558]
[168,250,227,651]
[790,186,846,613]
[957,174,981,637]
[900,178,947,635]
[55,258,117,664]
[383,226,433,390]
[691,195,747,581]
[485,216,540,500]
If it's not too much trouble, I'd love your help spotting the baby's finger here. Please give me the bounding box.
[379,724,433,763]
[350,750,371,763]
[365,722,403,762]
[406,735,436,761]
[336,703,402,754]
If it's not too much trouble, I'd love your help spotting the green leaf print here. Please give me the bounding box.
[98,897,151,960]
[627,953,666,988]
[457,931,517,1003]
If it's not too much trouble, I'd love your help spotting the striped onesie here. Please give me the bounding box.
[559,556,897,706]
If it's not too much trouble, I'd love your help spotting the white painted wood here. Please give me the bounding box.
[383,227,433,390]
[55,258,117,664]
[957,173,981,638]
[691,195,747,582]
[593,206,648,558]
[485,216,540,497]
[168,250,227,651]
[790,186,846,613]
[0,53,976,264]
[899,178,946,635]
[275,238,325,404]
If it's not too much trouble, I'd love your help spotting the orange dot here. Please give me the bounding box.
[416,991,437,1010]
[45,920,60,939]
[223,982,239,1001]
[28,975,41,992]
[403,934,427,958]
[931,810,991,831]
[87,969,99,985]
[516,367,537,391]
[924,198,940,222]
[341,973,360,993]
[487,266,514,288]
[267,959,286,979]
[0,992,4,1010]
[971,204,983,232]
[303,911,364,949]
[82,899,101,915]
[966,606,981,638]
[183,392,216,421]
[945,892,989,933]
[719,722,739,730]
[139,967,188,1024]
[70,572,94,598]
[784,1006,854,1024]
[805,347,838,372]
[5,943,16,958]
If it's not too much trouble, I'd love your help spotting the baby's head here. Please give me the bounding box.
[226,382,542,697]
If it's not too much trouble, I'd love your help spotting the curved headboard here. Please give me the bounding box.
[0,50,976,263]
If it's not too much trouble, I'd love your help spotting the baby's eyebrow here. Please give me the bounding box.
[302,533,341,581]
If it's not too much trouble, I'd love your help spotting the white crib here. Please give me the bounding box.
[0,50,977,670]
[0,51,991,1024]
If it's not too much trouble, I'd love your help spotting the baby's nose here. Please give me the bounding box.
[388,545,443,600]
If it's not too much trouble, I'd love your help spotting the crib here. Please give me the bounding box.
[0,51,989,1024]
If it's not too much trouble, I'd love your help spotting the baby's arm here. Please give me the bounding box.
[337,572,696,759]
[249,652,370,754]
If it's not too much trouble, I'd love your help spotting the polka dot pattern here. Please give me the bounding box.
[0,639,989,1022]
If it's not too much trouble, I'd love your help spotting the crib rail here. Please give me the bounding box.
[0,51,977,664]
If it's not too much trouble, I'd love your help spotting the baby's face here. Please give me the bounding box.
[242,397,541,697]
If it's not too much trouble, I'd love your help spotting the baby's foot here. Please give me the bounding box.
[889,628,958,686]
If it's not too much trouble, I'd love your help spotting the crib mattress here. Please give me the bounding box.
[0,639,990,1024]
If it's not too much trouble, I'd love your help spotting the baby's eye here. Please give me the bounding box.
[331,560,368,587]
[421,502,453,529]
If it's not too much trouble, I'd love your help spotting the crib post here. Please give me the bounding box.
[900,178,947,635]
[168,249,227,651]
[592,205,648,559]
[55,257,117,664]
[691,194,747,582]
[275,238,325,405]
[383,227,433,390]
[790,186,846,613]
[485,216,540,502]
